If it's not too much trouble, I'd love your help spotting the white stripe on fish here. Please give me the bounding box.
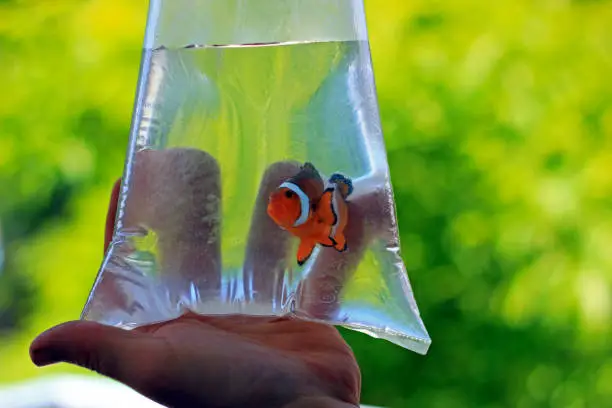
[279,182,310,227]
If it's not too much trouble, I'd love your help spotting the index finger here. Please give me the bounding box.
[85,148,222,323]
[122,148,222,292]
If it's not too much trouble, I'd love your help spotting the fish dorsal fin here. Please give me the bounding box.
[299,162,323,183]
[290,162,325,199]
[302,162,317,172]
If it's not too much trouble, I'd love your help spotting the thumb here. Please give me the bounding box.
[30,321,164,387]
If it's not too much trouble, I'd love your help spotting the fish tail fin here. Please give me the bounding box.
[333,232,348,252]
[329,173,353,198]
[297,239,317,266]
[318,235,337,248]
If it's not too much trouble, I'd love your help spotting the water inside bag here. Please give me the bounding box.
[82,40,431,354]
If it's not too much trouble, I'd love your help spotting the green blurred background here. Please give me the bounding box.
[1,0,611,407]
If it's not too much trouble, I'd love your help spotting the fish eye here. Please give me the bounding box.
[285,190,294,199]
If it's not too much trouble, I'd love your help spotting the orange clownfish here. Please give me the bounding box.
[267,162,353,266]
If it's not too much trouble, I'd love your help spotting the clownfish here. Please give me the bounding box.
[267,162,353,266]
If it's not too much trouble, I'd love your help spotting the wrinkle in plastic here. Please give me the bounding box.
[82,0,431,354]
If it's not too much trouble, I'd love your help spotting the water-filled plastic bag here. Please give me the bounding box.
[81,0,431,354]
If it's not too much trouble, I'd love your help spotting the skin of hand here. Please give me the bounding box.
[29,150,362,408]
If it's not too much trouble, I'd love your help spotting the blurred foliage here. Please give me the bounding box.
[1,0,611,407]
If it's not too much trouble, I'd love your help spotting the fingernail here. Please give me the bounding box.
[31,347,59,367]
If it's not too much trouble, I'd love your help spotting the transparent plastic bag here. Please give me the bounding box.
[81,0,431,354]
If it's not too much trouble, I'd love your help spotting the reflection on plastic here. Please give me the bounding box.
[81,0,431,354]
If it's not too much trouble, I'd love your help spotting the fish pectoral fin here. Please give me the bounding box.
[315,189,338,226]
[333,233,348,252]
[329,173,354,198]
[297,239,317,266]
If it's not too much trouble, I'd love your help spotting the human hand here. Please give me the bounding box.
[29,149,364,408]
